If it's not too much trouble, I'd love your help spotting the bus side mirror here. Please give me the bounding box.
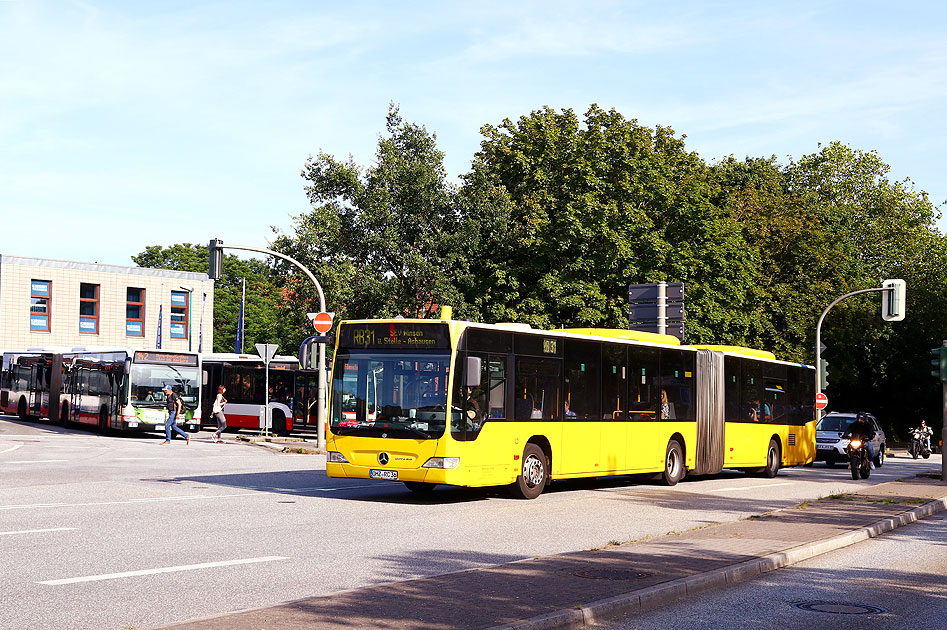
[124,358,132,375]
[202,370,208,386]
[465,357,482,388]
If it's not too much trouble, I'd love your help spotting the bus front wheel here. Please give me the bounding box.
[17,397,28,421]
[60,403,69,426]
[511,443,548,500]
[98,407,108,432]
[660,440,685,486]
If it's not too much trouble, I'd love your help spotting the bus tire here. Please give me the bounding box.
[60,403,69,426]
[17,397,28,421]
[762,439,780,478]
[660,439,685,486]
[404,481,436,493]
[98,406,108,432]
[511,443,548,500]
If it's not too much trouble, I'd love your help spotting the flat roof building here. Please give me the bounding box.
[0,255,214,352]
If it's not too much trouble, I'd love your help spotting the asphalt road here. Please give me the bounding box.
[0,416,942,630]
[600,512,947,630]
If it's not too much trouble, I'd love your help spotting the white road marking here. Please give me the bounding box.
[0,444,22,454]
[115,457,160,461]
[708,482,794,493]
[0,492,258,511]
[38,556,288,585]
[6,459,68,464]
[0,527,76,536]
[272,484,378,492]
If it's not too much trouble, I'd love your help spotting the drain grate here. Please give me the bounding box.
[791,601,887,615]
[568,568,651,581]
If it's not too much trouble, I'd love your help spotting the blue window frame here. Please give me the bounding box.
[170,290,189,339]
[30,280,51,332]
[79,283,99,334]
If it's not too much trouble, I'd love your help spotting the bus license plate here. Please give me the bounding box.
[370,469,398,481]
[816,444,832,450]
[127,422,138,428]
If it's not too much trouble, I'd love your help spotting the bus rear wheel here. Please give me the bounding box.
[762,439,780,478]
[511,443,548,500]
[98,407,108,432]
[660,440,685,486]
[60,403,69,426]
[17,397,28,421]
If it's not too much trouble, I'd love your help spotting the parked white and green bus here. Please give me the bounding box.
[0,347,201,433]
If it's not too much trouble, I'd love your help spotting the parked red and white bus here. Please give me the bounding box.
[200,353,299,435]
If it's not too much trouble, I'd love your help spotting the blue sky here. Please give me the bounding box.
[2,1,945,267]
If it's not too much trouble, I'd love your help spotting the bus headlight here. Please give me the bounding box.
[327,451,349,463]
[421,457,460,469]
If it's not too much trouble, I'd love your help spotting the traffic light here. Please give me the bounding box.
[208,238,223,280]
[881,278,906,322]
[932,342,947,382]
[819,358,829,390]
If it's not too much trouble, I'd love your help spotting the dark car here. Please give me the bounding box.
[815,411,886,467]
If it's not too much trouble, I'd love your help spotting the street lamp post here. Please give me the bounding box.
[207,241,328,450]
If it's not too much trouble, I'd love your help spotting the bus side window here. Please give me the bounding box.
[487,356,506,419]
[601,343,626,420]
[564,339,600,420]
[628,346,659,421]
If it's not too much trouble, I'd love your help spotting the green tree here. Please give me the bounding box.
[272,104,479,352]
[132,243,283,353]
[461,105,757,341]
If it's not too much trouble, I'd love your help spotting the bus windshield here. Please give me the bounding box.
[330,351,452,439]
[129,364,201,408]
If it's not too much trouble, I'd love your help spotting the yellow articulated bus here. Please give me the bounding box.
[325,310,816,499]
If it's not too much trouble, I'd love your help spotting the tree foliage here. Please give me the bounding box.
[136,106,946,437]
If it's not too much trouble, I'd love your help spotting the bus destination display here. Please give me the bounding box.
[134,351,199,367]
[340,323,450,350]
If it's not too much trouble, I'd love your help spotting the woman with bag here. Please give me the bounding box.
[211,385,228,443]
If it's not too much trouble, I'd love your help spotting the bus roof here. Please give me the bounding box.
[200,353,299,363]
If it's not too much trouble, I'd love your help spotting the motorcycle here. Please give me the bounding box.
[908,427,932,460]
[847,437,871,480]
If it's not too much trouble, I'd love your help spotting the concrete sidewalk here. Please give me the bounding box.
[163,474,947,630]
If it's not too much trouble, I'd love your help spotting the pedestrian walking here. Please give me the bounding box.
[161,384,190,445]
[211,384,228,443]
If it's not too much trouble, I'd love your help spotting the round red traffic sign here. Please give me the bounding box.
[312,311,333,334]
[815,393,828,410]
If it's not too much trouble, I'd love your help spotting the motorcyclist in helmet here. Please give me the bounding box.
[919,420,934,452]
[844,412,877,469]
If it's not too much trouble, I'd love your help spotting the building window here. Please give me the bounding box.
[30,280,51,332]
[170,290,189,339]
[126,287,145,337]
[79,283,100,334]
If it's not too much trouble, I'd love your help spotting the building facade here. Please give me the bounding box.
[0,255,214,352]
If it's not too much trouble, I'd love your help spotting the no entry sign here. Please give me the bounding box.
[815,392,828,410]
[311,311,334,334]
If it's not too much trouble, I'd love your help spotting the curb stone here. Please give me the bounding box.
[484,497,947,630]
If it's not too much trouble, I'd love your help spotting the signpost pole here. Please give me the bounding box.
[255,344,278,438]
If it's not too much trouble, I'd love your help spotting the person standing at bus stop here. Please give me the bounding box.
[211,384,228,443]
[161,385,190,445]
